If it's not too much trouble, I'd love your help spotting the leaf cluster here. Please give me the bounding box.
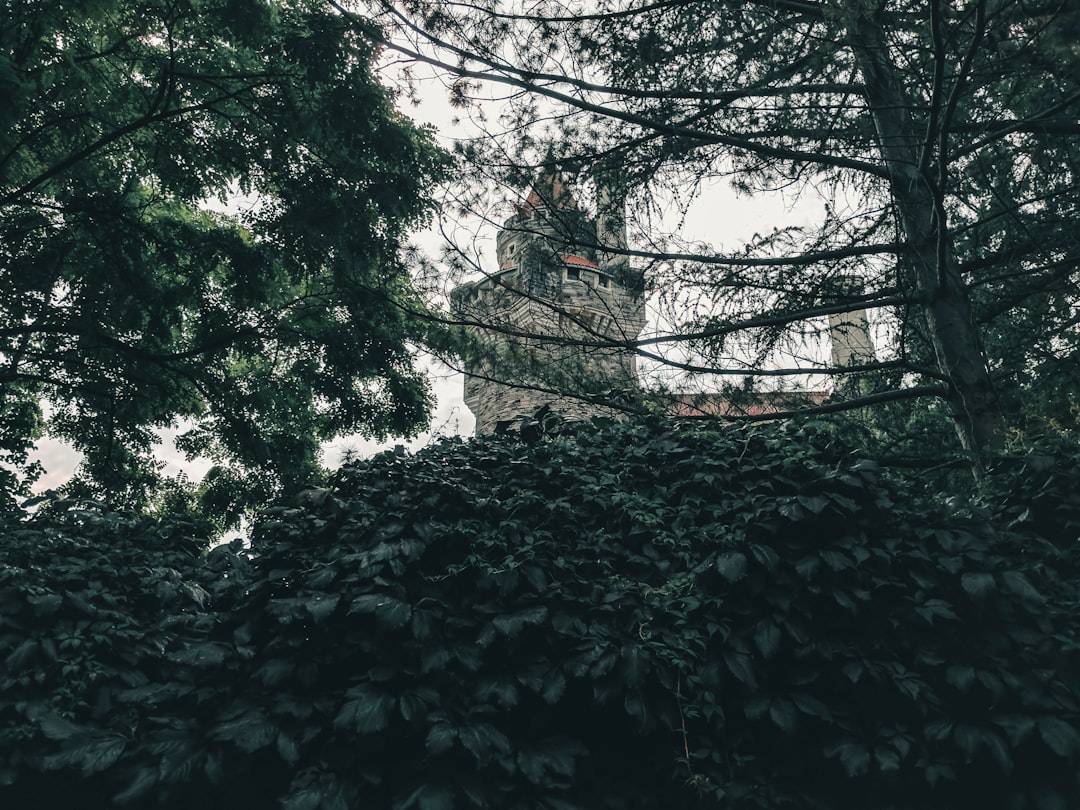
[0,0,447,517]
[2,417,1079,808]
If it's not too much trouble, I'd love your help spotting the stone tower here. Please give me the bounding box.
[826,277,875,369]
[451,174,646,434]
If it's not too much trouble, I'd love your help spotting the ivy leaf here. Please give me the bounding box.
[1002,571,1045,603]
[349,593,412,628]
[112,767,158,804]
[5,639,38,671]
[620,642,648,686]
[795,556,820,579]
[277,732,300,765]
[402,782,455,810]
[305,593,340,622]
[723,650,756,687]
[769,699,797,733]
[1038,716,1080,757]
[825,741,870,776]
[716,551,748,582]
[167,641,228,668]
[820,550,851,571]
[946,665,976,691]
[39,713,83,741]
[458,722,511,761]
[334,688,395,734]
[994,714,1035,746]
[753,621,781,658]
[749,543,779,569]
[797,494,829,514]
[541,669,566,704]
[874,745,901,772]
[792,693,833,721]
[212,709,278,753]
[492,605,548,637]
[425,722,457,755]
[516,739,583,784]
[960,572,996,599]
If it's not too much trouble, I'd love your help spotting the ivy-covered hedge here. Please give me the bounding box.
[2,417,1078,809]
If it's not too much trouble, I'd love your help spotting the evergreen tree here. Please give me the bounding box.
[365,0,1080,467]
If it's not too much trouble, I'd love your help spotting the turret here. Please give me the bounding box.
[451,175,645,434]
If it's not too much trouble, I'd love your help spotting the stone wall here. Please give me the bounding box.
[451,200,645,434]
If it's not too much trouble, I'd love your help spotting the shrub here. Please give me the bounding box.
[2,417,1078,808]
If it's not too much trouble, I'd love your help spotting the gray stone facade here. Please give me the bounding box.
[452,177,876,435]
[451,178,646,434]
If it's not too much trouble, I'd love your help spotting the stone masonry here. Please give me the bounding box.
[451,175,646,434]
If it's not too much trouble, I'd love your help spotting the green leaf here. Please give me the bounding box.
[492,605,548,637]
[516,740,583,784]
[1002,571,1045,603]
[874,745,900,772]
[749,543,779,569]
[112,766,158,804]
[820,550,851,571]
[1038,716,1080,757]
[960,572,996,599]
[716,551,748,582]
[334,689,395,734]
[39,713,83,742]
[769,699,797,733]
[44,734,126,776]
[914,598,958,624]
[723,650,756,687]
[212,709,277,753]
[753,621,781,658]
[541,669,566,704]
[305,593,341,622]
[954,724,982,761]
[402,782,455,810]
[167,641,228,668]
[458,723,511,761]
[825,741,870,776]
[946,665,976,691]
[349,593,412,628]
[620,642,648,686]
[994,714,1036,746]
[795,555,820,579]
[277,732,301,765]
[792,693,832,721]
[5,639,38,671]
[426,722,457,755]
[797,494,829,514]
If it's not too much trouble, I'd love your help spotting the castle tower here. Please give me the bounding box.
[827,277,875,369]
[451,174,646,434]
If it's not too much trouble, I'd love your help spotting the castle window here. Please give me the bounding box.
[598,275,610,288]
[566,268,581,281]
[506,242,517,256]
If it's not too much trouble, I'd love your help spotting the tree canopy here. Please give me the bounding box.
[366,0,1080,466]
[0,0,446,520]
[2,415,1078,808]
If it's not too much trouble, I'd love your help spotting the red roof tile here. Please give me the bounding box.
[562,254,598,269]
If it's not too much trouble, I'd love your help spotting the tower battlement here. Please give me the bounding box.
[451,176,645,434]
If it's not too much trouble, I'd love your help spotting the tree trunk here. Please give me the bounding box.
[847,4,1005,461]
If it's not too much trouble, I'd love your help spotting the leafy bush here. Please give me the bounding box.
[1,417,1078,809]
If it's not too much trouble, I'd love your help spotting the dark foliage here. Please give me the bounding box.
[1,0,446,517]
[1,417,1078,809]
